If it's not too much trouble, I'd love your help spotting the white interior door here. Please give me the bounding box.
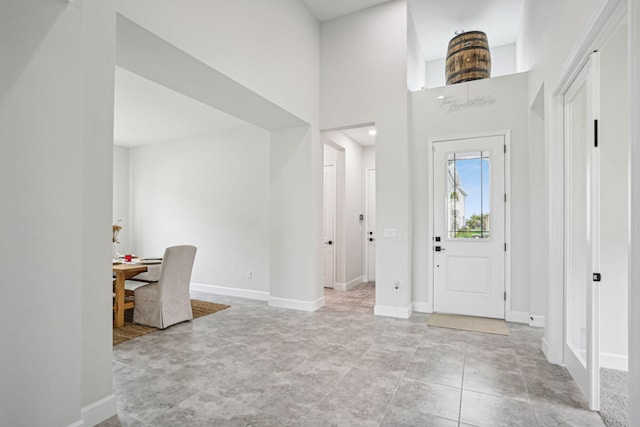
[433,135,506,319]
[323,165,335,288]
[564,52,600,410]
[366,169,376,282]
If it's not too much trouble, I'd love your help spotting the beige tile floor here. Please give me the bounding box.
[100,283,605,426]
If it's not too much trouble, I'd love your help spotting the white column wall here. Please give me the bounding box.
[270,127,324,309]
[528,86,548,323]
[0,0,116,425]
[407,12,426,91]
[80,0,118,423]
[599,22,629,370]
[320,0,412,317]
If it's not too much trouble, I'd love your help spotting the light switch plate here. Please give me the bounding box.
[383,228,397,238]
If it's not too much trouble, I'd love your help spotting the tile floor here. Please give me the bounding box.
[100,284,605,427]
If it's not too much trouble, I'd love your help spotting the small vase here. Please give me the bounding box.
[112,242,118,261]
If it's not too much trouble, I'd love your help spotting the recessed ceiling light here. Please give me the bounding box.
[368,129,377,136]
[437,95,445,100]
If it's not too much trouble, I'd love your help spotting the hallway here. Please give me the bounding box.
[324,282,376,309]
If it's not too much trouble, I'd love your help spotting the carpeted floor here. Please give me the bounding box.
[113,299,229,345]
[427,313,510,336]
[600,368,629,426]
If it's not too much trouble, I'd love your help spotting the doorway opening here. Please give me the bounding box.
[322,124,376,310]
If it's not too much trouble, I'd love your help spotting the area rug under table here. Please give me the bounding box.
[427,313,510,336]
[113,299,229,345]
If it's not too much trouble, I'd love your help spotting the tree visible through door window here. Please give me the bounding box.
[447,151,491,239]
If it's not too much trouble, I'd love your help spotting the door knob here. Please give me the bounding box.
[435,246,446,251]
[369,238,375,242]
[325,240,333,245]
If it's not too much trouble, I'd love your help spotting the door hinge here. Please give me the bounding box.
[504,194,507,203]
[504,243,507,251]
[504,291,507,301]
[594,119,599,147]
[593,273,602,282]
[504,145,507,153]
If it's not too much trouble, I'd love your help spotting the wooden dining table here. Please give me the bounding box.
[112,263,148,328]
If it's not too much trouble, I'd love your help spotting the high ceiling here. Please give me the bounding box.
[300,0,392,22]
[409,0,525,61]
[302,0,525,60]
[114,1,525,147]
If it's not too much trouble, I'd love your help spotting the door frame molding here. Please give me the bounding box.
[427,130,512,317]
[364,168,376,283]
[323,163,337,289]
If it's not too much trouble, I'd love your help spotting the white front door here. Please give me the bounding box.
[323,165,335,288]
[366,169,376,282]
[564,52,600,410]
[433,135,506,319]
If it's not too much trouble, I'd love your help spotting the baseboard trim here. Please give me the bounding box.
[335,276,364,291]
[190,283,269,301]
[600,352,628,371]
[412,302,431,313]
[506,310,530,324]
[374,304,412,319]
[67,421,84,427]
[80,393,116,427]
[529,315,545,328]
[269,296,325,312]
[541,336,549,359]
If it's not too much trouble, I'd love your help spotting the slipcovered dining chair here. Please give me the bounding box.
[125,245,197,329]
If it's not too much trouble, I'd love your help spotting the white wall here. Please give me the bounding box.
[116,0,319,125]
[0,1,116,425]
[321,0,413,317]
[425,43,517,89]
[129,127,271,295]
[363,146,376,171]
[599,22,629,370]
[407,11,426,91]
[113,145,131,253]
[528,85,548,323]
[411,72,530,318]
[270,126,324,308]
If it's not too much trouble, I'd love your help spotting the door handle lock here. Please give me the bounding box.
[435,246,446,252]
[369,238,375,242]
[325,240,333,245]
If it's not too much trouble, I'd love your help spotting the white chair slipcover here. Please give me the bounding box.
[127,245,197,329]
